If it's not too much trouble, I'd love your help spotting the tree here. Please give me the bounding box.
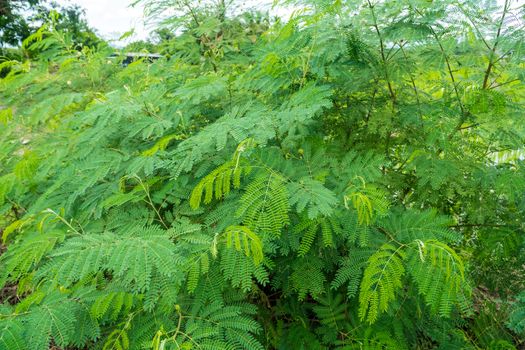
[1,0,100,51]
[42,2,101,48]
[0,0,524,349]
[0,0,40,46]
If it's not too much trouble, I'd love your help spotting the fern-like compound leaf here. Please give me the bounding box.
[407,240,467,317]
[359,243,406,324]
[224,225,263,265]
[41,228,181,293]
[287,178,338,219]
[236,173,290,236]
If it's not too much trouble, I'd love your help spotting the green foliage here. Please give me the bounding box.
[237,173,290,237]
[224,225,263,265]
[288,178,337,219]
[0,314,26,350]
[25,292,79,350]
[40,227,181,293]
[0,0,524,349]
[508,292,525,336]
[359,243,406,324]
[408,240,467,317]
[295,216,341,256]
[190,139,255,209]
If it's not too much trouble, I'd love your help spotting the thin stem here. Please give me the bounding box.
[414,8,466,122]
[42,208,83,235]
[376,226,404,246]
[183,0,200,27]
[171,307,184,348]
[367,0,397,106]
[364,79,379,125]
[449,223,516,229]
[482,0,510,89]
[131,175,169,229]
[489,78,519,89]
[399,42,423,126]
[367,0,397,159]
[456,3,491,50]
[433,30,464,116]
[300,26,318,87]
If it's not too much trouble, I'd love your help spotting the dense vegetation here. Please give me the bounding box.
[0,0,524,349]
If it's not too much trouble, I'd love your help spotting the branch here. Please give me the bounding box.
[367,0,396,106]
[482,0,510,89]
[399,42,423,126]
[367,0,397,158]
[449,223,518,229]
[413,8,466,121]
[489,78,520,89]
[456,3,491,51]
[183,0,200,27]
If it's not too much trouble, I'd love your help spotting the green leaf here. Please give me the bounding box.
[359,243,406,324]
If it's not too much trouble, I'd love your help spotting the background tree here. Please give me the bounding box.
[0,0,40,46]
[1,0,100,57]
[32,2,101,49]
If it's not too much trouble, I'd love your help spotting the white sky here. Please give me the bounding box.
[55,0,280,45]
[55,0,148,44]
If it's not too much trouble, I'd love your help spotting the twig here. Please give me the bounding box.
[482,0,510,90]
